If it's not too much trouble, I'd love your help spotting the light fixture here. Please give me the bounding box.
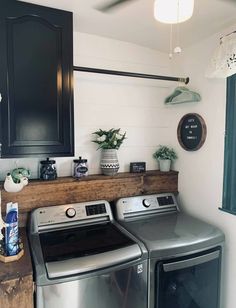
[154,0,194,59]
[154,0,194,24]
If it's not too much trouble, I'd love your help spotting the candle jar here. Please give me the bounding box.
[39,158,57,180]
[73,157,88,179]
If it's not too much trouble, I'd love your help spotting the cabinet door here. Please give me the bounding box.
[0,0,74,157]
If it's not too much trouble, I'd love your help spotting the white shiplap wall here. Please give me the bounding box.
[0,32,180,179]
[169,24,236,308]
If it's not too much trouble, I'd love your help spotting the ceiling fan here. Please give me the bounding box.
[96,0,235,13]
[96,0,137,12]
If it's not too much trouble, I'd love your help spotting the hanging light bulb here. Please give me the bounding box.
[174,46,182,53]
[154,0,194,24]
[174,16,182,55]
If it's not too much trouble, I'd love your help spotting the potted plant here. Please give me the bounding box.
[153,145,177,172]
[92,128,126,175]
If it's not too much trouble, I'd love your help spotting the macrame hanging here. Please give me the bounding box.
[206,32,236,79]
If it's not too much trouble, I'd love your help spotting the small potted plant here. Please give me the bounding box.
[92,128,126,175]
[153,145,177,172]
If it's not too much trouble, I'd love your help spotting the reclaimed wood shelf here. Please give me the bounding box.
[0,229,33,308]
[1,170,178,227]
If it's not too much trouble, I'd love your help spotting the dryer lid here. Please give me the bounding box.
[119,212,224,258]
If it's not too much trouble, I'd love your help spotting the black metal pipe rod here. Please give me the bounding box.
[73,66,189,84]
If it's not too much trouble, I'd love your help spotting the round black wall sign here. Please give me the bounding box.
[177,113,207,151]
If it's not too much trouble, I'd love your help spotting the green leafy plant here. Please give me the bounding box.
[92,128,126,150]
[153,145,177,161]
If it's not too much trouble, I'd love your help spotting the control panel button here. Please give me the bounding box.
[142,199,151,207]
[66,208,76,218]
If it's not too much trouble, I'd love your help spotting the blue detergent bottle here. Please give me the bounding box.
[5,206,19,256]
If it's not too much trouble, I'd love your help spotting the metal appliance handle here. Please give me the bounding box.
[46,244,142,278]
[163,250,220,272]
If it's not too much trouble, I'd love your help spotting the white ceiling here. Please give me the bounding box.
[20,0,236,52]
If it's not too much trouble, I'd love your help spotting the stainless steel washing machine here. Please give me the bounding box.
[115,193,225,308]
[28,200,148,308]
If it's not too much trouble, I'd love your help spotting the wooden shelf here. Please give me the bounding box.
[0,229,32,281]
[0,229,33,308]
[1,170,178,226]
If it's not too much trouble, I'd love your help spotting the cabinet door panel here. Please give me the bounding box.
[0,1,74,157]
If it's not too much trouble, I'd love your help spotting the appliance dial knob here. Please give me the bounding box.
[66,208,76,218]
[143,199,151,207]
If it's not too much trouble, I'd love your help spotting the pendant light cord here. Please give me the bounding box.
[177,0,180,47]
[169,24,173,59]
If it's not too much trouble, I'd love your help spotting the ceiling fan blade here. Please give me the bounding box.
[96,0,136,12]
[218,0,236,3]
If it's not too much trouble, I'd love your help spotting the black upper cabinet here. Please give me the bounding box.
[0,0,74,157]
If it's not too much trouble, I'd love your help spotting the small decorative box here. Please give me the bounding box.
[130,162,146,173]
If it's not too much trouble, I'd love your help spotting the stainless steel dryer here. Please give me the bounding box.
[115,193,225,308]
[29,200,148,308]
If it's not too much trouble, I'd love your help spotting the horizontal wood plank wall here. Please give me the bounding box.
[1,170,178,226]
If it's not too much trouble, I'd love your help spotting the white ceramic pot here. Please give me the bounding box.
[159,159,171,172]
[100,149,119,176]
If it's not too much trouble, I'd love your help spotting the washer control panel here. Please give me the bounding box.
[32,200,112,230]
[115,193,179,220]
[86,203,106,216]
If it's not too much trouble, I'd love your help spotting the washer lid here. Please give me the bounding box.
[119,212,225,259]
[40,222,142,278]
[45,244,141,279]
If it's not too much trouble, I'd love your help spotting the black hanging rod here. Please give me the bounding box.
[73,66,190,84]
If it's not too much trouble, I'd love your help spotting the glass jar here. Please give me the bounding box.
[39,158,57,180]
[73,157,88,179]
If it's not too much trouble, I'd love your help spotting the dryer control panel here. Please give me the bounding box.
[115,193,179,221]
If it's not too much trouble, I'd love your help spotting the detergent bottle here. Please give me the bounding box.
[5,203,19,256]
